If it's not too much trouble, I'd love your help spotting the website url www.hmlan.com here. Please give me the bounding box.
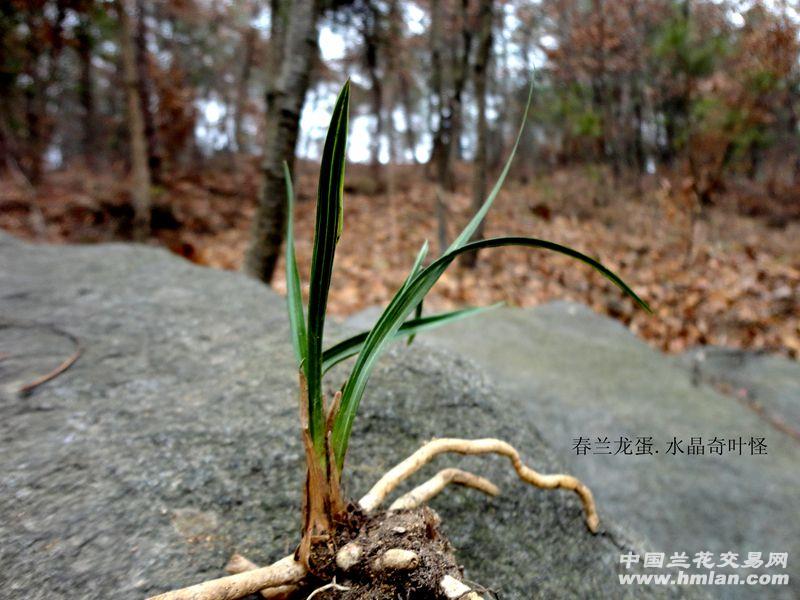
[619,572,790,586]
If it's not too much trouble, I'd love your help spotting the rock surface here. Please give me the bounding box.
[680,346,800,435]
[362,301,799,599]
[0,233,691,599]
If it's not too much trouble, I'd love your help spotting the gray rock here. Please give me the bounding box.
[680,346,800,434]
[387,301,800,599]
[0,233,690,600]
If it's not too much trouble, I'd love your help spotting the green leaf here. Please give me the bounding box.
[283,162,307,374]
[400,241,429,291]
[331,235,649,471]
[400,241,428,345]
[321,304,502,374]
[406,300,423,346]
[440,237,651,312]
[326,79,648,474]
[331,82,536,472]
[305,80,350,458]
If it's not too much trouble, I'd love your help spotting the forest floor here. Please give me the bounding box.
[1,159,798,358]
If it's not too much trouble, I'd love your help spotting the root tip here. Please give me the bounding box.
[587,513,600,533]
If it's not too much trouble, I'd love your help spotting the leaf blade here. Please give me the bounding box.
[400,241,429,346]
[331,235,649,470]
[406,300,423,346]
[283,162,307,373]
[305,81,350,457]
[321,304,502,373]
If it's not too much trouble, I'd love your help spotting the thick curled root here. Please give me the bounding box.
[359,437,599,532]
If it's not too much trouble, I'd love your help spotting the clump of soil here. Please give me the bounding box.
[303,505,470,599]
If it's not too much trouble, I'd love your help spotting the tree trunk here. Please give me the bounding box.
[463,0,492,269]
[662,0,692,168]
[244,0,320,284]
[362,2,384,183]
[428,0,448,183]
[632,79,645,175]
[387,0,417,164]
[591,0,612,168]
[134,0,162,183]
[22,62,44,184]
[21,3,65,185]
[626,0,645,181]
[233,1,260,153]
[117,0,152,240]
[429,0,472,192]
[448,0,472,170]
[76,16,96,166]
[430,0,449,254]
[398,74,418,163]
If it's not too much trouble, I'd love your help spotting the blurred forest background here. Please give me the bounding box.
[1,0,798,358]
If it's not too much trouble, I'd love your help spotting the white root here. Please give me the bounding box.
[388,467,499,511]
[359,438,599,533]
[147,554,307,600]
[152,437,597,600]
[306,577,350,599]
[225,554,260,574]
[225,554,299,599]
[440,574,485,600]
[335,542,363,572]
[372,548,419,571]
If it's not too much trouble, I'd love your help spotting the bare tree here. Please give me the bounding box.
[428,0,449,252]
[76,11,96,166]
[133,0,162,183]
[428,0,448,188]
[233,0,260,153]
[463,0,493,268]
[448,0,473,164]
[398,74,419,163]
[244,0,321,283]
[429,0,473,188]
[385,0,418,163]
[117,0,151,240]
[361,0,385,182]
[20,2,66,185]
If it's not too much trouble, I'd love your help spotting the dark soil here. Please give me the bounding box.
[302,505,472,600]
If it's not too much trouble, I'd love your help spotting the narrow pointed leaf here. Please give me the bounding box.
[406,300,423,346]
[306,81,350,457]
[321,304,501,373]
[401,241,429,345]
[283,162,307,373]
[401,241,429,291]
[331,235,649,470]
[438,237,651,312]
[331,82,536,470]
